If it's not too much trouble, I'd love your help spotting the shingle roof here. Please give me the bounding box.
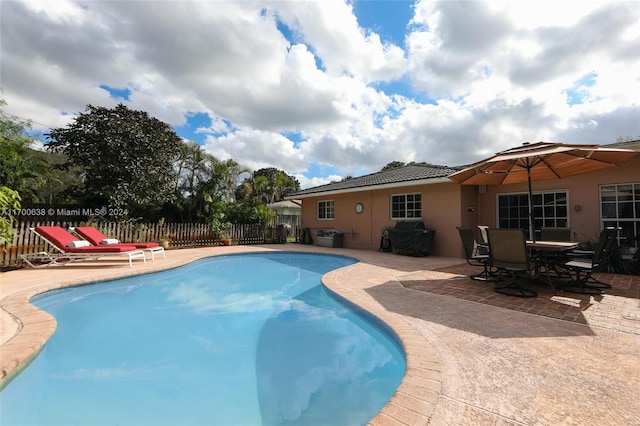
[289,141,640,198]
[605,140,640,151]
[267,199,301,209]
[289,164,463,197]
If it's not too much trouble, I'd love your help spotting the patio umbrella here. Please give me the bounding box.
[449,142,639,241]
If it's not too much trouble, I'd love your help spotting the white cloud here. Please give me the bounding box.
[21,0,87,24]
[165,280,284,314]
[52,360,175,381]
[295,173,345,190]
[203,127,306,173]
[274,0,406,82]
[1,0,638,187]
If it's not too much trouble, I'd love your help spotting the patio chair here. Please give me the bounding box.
[561,228,616,293]
[21,226,146,268]
[72,226,165,261]
[457,226,495,281]
[477,225,489,245]
[486,228,538,297]
[536,227,573,275]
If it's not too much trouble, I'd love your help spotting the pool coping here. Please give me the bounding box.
[0,245,452,425]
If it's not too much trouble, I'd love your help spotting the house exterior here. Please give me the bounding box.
[287,141,640,260]
[266,199,301,232]
[267,199,302,215]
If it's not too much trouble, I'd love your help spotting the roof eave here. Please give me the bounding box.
[285,177,455,200]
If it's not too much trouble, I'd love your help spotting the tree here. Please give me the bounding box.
[0,98,35,194]
[25,149,84,204]
[1,97,83,205]
[46,104,183,216]
[246,167,300,204]
[0,186,21,245]
[0,98,25,244]
[616,136,640,143]
[229,167,299,225]
[197,156,251,234]
[380,161,440,172]
[166,141,213,222]
[380,161,406,171]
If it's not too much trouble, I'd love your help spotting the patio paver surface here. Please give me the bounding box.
[1,244,639,426]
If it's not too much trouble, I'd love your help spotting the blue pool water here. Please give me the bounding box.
[1,252,406,425]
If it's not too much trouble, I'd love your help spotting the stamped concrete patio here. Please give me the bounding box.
[1,244,639,425]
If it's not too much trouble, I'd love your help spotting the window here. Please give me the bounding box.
[601,183,640,249]
[497,191,568,238]
[391,193,421,219]
[317,200,334,220]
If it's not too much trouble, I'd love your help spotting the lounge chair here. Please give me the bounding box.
[72,226,165,261]
[486,228,538,298]
[21,226,146,268]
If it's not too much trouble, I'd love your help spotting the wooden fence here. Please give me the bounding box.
[1,220,296,267]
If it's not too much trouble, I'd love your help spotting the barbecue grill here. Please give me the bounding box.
[386,221,435,256]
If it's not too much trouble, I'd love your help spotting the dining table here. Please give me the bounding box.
[526,240,578,291]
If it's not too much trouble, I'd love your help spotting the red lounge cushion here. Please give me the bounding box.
[35,226,78,249]
[74,226,108,246]
[130,242,161,248]
[75,227,160,248]
[65,245,139,253]
[35,226,138,253]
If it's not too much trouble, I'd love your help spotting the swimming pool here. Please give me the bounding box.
[1,252,406,425]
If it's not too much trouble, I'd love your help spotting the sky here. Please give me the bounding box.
[1,0,639,189]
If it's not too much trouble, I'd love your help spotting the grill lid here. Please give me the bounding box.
[394,221,425,230]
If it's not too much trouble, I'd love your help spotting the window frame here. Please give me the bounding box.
[496,190,569,239]
[317,199,335,220]
[390,192,422,220]
[600,182,640,249]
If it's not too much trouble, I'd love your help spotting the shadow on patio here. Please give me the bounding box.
[365,262,640,339]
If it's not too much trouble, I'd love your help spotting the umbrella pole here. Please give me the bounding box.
[527,171,536,242]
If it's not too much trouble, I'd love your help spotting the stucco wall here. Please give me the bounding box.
[298,157,639,259]
[477,157,640,242]
[300,181,464,258]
